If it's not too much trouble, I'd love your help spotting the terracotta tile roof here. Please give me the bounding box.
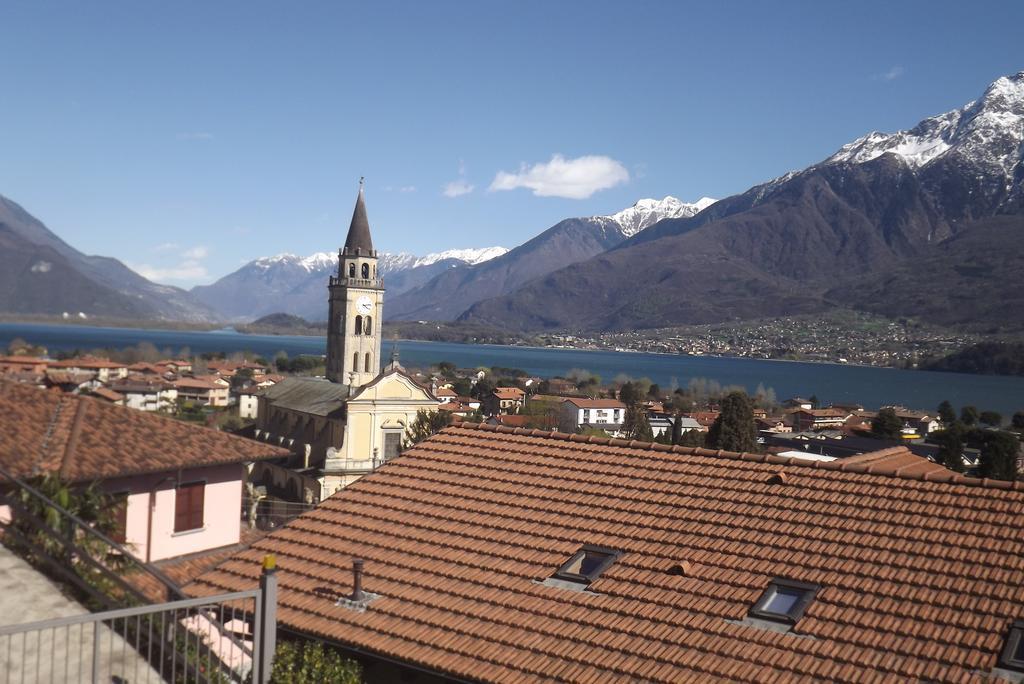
[486,414,530,427]
[173,377,224,390]
[492,387,526,400]
[187,423,1024,682]
[90,387,125,403]
[563,397,626,409]
[109,377,174,392]
[435,387,458,397]
[127,362,163,373]
[49,357,126,370]
[0,356,49,366]
[44,371,95,385]
[796,408,850,418]
[0,380,288,483]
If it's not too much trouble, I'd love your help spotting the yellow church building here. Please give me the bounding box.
[254,181,438,496]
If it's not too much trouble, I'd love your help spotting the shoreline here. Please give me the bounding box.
[0,318,995,378]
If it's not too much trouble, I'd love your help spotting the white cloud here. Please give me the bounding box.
[133,261,209,283]
[177,132,214,141]
[442,179,475,197]
[489,154,629,199]
[400,185,417,193]
[133,244,210,283]
[875,66,906,81]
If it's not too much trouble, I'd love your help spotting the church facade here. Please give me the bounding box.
[255,182,438,498]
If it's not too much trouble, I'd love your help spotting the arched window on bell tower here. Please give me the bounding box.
[365,353,372,373]
[364,316,371,334]
[361,263,370,279]
[352,352,358,373]
[348,262,356,278]
[354,315,363,335]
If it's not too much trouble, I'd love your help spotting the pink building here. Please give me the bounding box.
[0,380,288,563]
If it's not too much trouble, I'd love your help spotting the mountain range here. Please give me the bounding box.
[384,196,715,321]
[189,247,509,321]
[0,195,218,322]
[460,71,1024,332]
[190,195,712,322]
[3,71,1021,334]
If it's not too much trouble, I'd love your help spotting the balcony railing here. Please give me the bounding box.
[329,275,384,289]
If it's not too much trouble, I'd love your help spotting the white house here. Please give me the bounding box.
[559,398,626,434]
[236,387,261,420]
[108,377,178,412]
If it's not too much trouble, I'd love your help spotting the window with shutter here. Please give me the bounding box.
[174,481,205,533]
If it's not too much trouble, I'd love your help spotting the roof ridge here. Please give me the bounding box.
[442,423,1024,492]
[59,398,89,480]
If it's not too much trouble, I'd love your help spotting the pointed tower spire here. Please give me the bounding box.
[343,178,374,255]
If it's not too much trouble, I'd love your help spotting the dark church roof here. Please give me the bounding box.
[263,377,349,417]
[343,183,374,255]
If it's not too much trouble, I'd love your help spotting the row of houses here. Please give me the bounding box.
[0,354,285,416]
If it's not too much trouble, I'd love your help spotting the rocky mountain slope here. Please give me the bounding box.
[385,196,715,321]
[0,195,218,321]
[190,246,508,321]
[461,71,1024,332]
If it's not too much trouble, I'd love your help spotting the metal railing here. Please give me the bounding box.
[0,584,276,683]
[0,463,278,682]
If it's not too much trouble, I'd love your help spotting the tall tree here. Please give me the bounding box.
[622,404,654,442]
[978,432,1021,481]
[1013,411,1024,431]
[932,425,965,473]
[980,411,1003,427]
[871,408,903,440]
[960,405,980,426]
[618,382,641,407]
[404,410,452,448]
[937,400,957,425]
[706,391,758,453]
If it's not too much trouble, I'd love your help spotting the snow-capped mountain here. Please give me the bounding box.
[460,71,1024,333]
[827,72,1023,177]
[602,196,717,237]
[191,246,507,321]
[386,195,714,321]
[246,246,507,277]
[379,247,509,273]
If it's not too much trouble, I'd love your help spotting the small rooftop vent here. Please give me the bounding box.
[336,558,380,612]
[666,561,692,576]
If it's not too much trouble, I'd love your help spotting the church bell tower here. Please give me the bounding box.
[326,180,384,387]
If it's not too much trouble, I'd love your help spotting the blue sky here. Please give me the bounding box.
[1,1,1022,287]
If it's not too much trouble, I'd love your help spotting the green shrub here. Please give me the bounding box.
[270,640,361,683]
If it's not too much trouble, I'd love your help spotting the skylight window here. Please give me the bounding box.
[553,544,621,585]
[999,620,1024,672]
[749,578,820,625]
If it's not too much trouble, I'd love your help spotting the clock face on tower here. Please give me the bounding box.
[356,296,373,316]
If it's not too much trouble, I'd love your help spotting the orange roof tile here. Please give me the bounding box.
[564,398,626,409]
[0,356,49,365]
[90,387,125,403]
[173,378,224,390]
[187,423,1024,682]
[49,357,126,369]
[0,380,288,483]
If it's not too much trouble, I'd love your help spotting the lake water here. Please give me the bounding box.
[2,321,1022,416]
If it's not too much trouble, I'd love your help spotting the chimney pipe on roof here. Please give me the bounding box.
[351,558,365,602]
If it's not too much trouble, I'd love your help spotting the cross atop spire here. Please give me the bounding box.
[343,179,374,255]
